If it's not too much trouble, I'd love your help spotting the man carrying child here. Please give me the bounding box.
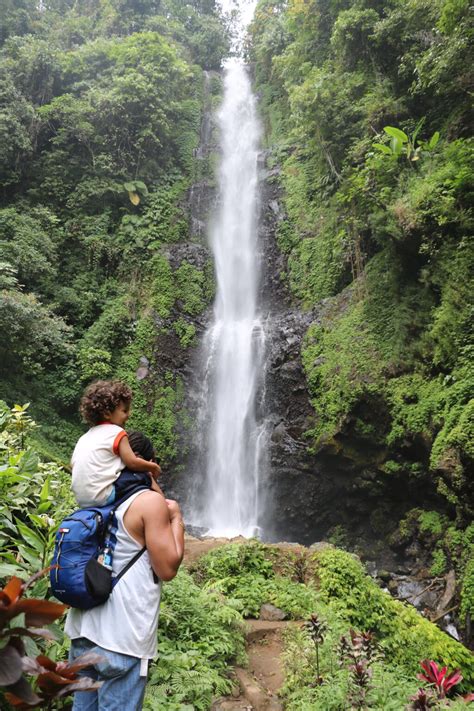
[65,380,185,710]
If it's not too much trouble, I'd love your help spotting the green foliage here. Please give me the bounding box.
[192,540,274,583]
[281,624,421,710]
[459,555,474,625]
[250,0,473,525]
[0,402,73,597]
[430,548,447,577]
[0,75,35,187]
[118,179,189,258]
[176,262,208,316]
[373,122,440,161]
[191,541,318,618]
[150,254,175,319]
[395,511,474,625]
[173,318,196,348]
[385,374,442,448]
[438,0,470,34]
[187,541,474,707]
[0,283,73,377]
[206,572,319,619]
[77,346,112,382]
[145,569,245,710]
[314,547,474,685]
[0,0,226,458]
[0,207,59,290]
[302,299,383,447]
[418,511,447,537]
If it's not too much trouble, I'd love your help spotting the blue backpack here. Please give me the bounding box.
[50,492,147,609]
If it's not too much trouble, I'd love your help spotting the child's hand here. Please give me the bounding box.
[148,461,161,480]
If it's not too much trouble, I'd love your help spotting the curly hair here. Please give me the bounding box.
[79,380,133,426]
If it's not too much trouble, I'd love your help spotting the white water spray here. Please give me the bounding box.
[198,57,265,537]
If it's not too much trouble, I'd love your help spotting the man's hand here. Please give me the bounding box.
[165,499,182,520]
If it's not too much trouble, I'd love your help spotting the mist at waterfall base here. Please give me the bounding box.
[185,59,269,539]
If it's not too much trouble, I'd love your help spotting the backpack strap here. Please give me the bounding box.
[102,486,150,558]
[109,488,150,587]
[112,547,146,587]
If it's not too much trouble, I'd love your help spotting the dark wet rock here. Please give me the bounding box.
[365,560,378,577]
[390,574,445,612]
[378,569,392,584]
[167,242,211,272]
[185,524,210,539]
[188,181,217,241]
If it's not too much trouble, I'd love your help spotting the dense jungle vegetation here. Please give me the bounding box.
[249,0,473,637]
[0,0,226,461]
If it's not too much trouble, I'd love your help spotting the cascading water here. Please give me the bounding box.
[192,50,266,537]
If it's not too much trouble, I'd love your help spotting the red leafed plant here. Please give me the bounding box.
[408,687,438,710]
[418,660,463,699]
[0,571,102,708]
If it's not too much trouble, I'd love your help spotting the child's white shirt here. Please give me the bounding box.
[71,423,127,506]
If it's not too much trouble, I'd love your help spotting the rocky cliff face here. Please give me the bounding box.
[256,161,365,546]
[255,158,418,555]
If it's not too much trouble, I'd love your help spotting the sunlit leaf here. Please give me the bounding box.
[429,131,440,149]
[0,563,28,580]
[412,116,426,145]
[384,126,408,142]
[134,180,148,194]
[373,143,392,155]
[390,136,403,155]
[129,191,140,205]
[39,477,50,505]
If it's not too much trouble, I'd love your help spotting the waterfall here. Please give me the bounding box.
[194,57,265,537]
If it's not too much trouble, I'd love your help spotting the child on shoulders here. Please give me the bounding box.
[72,379,162,507]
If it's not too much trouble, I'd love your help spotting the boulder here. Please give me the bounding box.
[259,604,287,621]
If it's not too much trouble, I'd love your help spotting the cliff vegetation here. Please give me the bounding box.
[249,0,473,635]
[0,0,226,463]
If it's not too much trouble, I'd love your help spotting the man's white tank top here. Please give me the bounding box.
[65,490,162,659]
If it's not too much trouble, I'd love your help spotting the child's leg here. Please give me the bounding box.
[104,486,117,505]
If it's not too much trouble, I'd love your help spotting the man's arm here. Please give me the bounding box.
[140,493,184,581]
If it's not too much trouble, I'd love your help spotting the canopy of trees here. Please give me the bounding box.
[0,0,228,453]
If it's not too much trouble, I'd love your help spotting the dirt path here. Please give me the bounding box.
[183,536,299,710]
[210,619,294,711]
